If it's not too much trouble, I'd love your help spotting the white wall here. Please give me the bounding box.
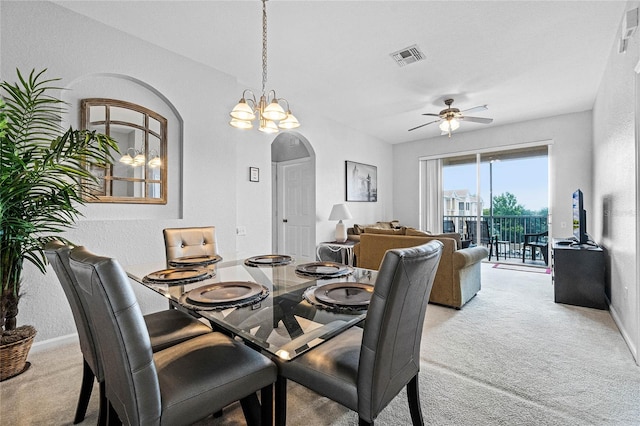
[1,1,392,343]
[592,1,639,363]
[392,111,594,237]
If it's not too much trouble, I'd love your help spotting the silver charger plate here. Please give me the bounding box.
[143,268,211,284]
[295,261,353,278]
[179,283,269,311]
[186,281,264,304]
[245,254,293,267]
[314,282,374,307]
[168,254,222,267]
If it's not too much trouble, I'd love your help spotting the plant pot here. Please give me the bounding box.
[0,325,36,381]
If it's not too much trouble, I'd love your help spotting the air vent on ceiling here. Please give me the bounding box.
[390,44,425,67]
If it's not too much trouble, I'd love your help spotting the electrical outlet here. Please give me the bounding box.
[236,226,247,236]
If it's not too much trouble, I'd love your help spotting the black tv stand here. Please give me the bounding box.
[551,239,606,310]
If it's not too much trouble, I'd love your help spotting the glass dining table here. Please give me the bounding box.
[125,256,378,361]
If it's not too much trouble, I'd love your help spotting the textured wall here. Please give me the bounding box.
[592,1,639,363]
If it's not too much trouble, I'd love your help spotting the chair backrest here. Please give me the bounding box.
[465,220,477,243]
[480,220,491,243]
[69,246,161,425]
[358,240,443,419]
[44,241,103,380]
[163,226,218,265]
[443,220,455,233]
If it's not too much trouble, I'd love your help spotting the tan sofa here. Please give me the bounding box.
[354,233,488,308]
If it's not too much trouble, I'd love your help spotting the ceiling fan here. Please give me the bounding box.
[408,98,494,137]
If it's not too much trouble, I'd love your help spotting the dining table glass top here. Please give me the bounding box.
[125,257,378,360]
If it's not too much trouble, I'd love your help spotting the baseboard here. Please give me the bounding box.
[30,333,78,354]
[607,297,639,365]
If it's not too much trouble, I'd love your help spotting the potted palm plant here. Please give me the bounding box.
[0,69,118,380]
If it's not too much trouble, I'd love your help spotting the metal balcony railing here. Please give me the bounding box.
[444,214,548,258]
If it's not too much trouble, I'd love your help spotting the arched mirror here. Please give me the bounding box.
[81,98,167,204]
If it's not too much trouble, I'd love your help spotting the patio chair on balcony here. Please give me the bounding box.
[522,231,549,265]
[466,220,497,260]
[443,220,456,233]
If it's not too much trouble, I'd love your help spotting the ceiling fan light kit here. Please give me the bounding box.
[409,98,493,137]
[229,0,300,133]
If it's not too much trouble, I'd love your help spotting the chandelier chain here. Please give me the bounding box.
[261,0,268,94]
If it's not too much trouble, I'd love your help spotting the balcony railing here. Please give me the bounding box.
[444,214,548,258]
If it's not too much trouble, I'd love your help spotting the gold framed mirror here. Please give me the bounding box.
[81,98,167,204]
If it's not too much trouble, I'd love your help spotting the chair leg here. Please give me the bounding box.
[73,359,94,424]
[261,384,273,426]
[240,393,261,426]
[106,399,122,425]
[358,418,373,426]
[275,377,287,426]
[98,380,107,426]
[407,375,424,426]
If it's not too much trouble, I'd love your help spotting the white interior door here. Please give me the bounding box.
[276,158,315,260]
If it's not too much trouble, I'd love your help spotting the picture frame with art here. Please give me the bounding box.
[249,167,260,182]
[345,160,377,202]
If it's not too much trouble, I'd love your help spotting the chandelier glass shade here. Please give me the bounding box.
[119,147,162,168]
[229,0,300,133]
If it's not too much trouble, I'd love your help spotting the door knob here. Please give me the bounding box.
[283,219,288,223]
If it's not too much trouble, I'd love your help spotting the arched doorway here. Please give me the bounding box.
[271,132,316,259]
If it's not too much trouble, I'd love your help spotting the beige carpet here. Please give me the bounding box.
[1,264,638,425]
[492,263,551,274]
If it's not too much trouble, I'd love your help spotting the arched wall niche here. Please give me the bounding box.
[63,73,183,220]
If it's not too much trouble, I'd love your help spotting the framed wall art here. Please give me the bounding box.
[345,160,377,202]
[249,167,260,182]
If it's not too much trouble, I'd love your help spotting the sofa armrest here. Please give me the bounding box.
[452,246,489,269]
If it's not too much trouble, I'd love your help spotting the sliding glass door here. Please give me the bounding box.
[427,144,549,259]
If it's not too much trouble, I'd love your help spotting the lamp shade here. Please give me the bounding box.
[329,204,352,221]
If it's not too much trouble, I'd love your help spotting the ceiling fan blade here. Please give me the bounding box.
[421,113,441,117]
[408,119,440,131]
[461,105,488,114]
[461,116,493,124]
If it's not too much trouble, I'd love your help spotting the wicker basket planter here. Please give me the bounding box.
[0,325,36,381]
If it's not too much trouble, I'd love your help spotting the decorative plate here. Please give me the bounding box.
[186,281,264,304]
[168,254,222,267]
[314,282,374,308]
[295,261,353,278]
[143,268,211,284]
[244,254,293,267]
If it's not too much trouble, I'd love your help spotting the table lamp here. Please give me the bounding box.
[329,203,352,242]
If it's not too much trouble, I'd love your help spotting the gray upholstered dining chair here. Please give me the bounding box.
[68,245,277,426]
[275,240,444,426]
[163,226,218,265]
[45,241,212,425]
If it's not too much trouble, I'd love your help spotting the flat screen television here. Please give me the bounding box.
[572,189,588,244]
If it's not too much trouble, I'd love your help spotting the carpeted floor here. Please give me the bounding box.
[492,263,551,274]
[1,263,638,425]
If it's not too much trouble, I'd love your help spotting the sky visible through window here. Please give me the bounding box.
[443,156,548,212]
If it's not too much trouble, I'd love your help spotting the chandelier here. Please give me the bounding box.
[229,0,300,133]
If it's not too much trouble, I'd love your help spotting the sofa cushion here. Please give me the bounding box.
[363,227,405,235]
[405,228,431,237]
[428,232,462,250]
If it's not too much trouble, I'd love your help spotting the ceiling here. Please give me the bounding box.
[53,1,628,144]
